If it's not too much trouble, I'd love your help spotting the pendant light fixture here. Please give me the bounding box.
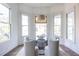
[35,15,47,23]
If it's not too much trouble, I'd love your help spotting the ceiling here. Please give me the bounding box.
[20,3,64,7]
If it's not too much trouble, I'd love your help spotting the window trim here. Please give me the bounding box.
[21,14,28,36]
[66,9,76,43]
[0,4,11,43]
[54,14,61,37]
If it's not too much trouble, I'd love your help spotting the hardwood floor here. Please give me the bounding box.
[59,45,79,56]
[4,45,23,56]
[4,44,79,56]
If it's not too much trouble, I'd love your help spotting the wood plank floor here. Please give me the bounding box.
[59,45,79,56]
[4,44,79,56]
[4,45,23,56]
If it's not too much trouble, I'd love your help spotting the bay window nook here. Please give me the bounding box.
[0,3,79,56]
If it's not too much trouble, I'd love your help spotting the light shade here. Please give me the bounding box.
[35,15,47,23]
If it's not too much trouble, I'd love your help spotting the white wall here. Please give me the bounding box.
[19,4,33,14]
[0,4,20,55]
[28,14,36,40]
[47,14,54,41]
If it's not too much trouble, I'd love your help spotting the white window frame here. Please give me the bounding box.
[54,15,61,37]
[66,10,75,42]
[22,14,28,36]
[0,4,11,43]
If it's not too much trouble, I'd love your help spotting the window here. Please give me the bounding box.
[36,23,47,40]
[54,15,61,37]
[0,4,10,43]
[22,15,28,36]
[67,11,75,41]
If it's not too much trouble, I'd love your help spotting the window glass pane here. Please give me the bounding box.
[68,18,73,26]
[54,15,61,37]
[22,15,28,25]
[0,4,10,43]
[68,27,73,33]
[54,26,61,31]
[68,34,73,40]
[0,4,9,23]
[67,11,74,41]
[22,15,28,36]
[36,23,47,40]
[0,23,10,42]
[22,26,28,36]
[54,15,61,26]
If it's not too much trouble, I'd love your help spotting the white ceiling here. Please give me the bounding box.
[20,3,64,7]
